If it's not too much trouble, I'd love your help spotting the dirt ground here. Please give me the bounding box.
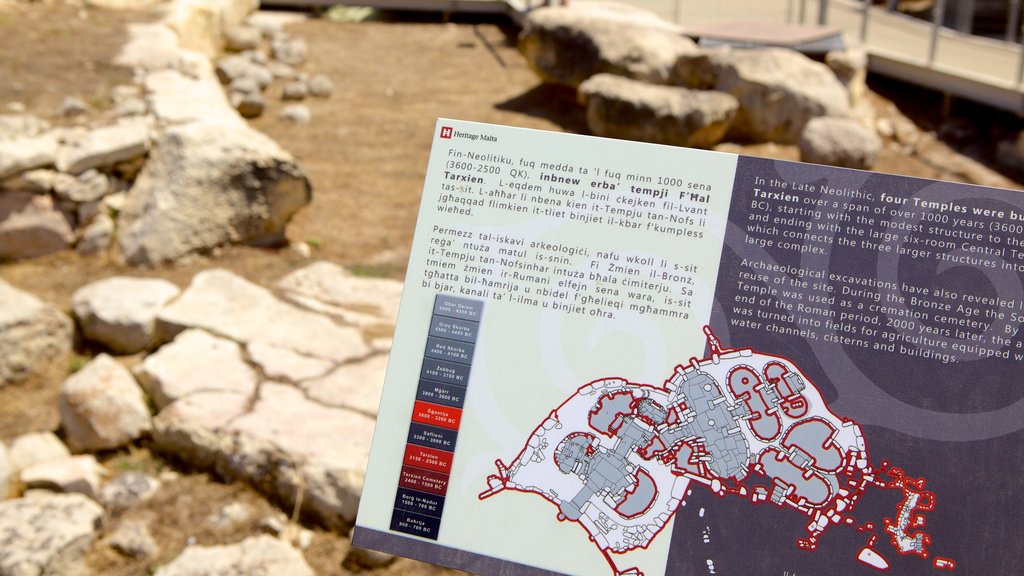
[0,3,1022,575]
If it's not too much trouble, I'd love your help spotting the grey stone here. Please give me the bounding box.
[76,212,115,256]
[153,534,314,576]
[308,74,334,98]
[0,493,103,576]
[216,54,252,84]
[7,432,71,474]
[247,64,274,90]
[20,454,104,499]
[799,116,881,169]
[714,47,851,143]
[0,279,72,387]
[518,3,698,87]
[271,36,308,66]
[233,91,265,119]
[0,191,75,260]
[105,520,158,559]
[59,354,152,452]
[224,25,261,52]
[99,472,161,512]
[117,122,310,266]
[0,133,58,179]
[72,277,181,354]
[205,501,253,530]
[241,49,268,66]
[0,169,57,193]
[56,119,150,174]
[53,169,109,203]
[59,96,90,118]
[157,270,370,364]
[136,328,258,410]
[269,61,296,80]
[279,104,311,124]
[579,73,738,149]
[281,80,308,101]
[230,76,260,95]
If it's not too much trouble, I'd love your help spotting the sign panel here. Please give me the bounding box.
[354,119,1024,576]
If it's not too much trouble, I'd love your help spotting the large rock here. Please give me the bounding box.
[153,382,376,528]
[277,261,403,327]
[157,269,370,364]
[20,455,105,499]
[799,116,881,169]
[167,0,260,58]
[0,114,49,142]
[518,3,707,87]
[714,47,851,144]
[56,119,150,175]
[0,280,72,387]
[145,68,245,127]
[136,328,258,410]
[0,493,103,576]
[153,534,314,576]
[579,73,738,149]
[117,122,311,266]
[826,45,868,107]
[72,277,181,354]
[7,432,71,474]
[59,354,152,452]
[300,354,389,416]
[0,191,76,260]
[0,134,57,179]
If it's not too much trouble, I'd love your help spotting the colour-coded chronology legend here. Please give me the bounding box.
[390,295,483,540]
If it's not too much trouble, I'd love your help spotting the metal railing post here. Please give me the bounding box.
[955,0,975,34]
[1009,0,1022,43]
[799,0,807,24]
[860,0,870,42]
[818,0,828,25]
[928,0,947,66]
[887,0,897,12]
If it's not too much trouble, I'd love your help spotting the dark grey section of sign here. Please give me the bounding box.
[420,357,471,386]
[389,510,441,540]
[394,487,446,519]
[407,422,458,452]
[353,527,566,576]
[424,336,475,365]
[415,379,467,409]
[428,316,479,343]
[433,295,484,322]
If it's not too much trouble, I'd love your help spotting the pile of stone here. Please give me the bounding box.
[214,15,335,123]
[519,2,881,169]
[0,261,402,574]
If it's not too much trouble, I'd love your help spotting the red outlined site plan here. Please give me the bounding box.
[479,327,955,575]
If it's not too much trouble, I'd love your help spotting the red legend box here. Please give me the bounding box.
[403,444,454,474]
[398,465,450,496]
[411,400,463,430]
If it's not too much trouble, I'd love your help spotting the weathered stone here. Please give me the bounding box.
[136,328,258,410]
[59,354,152,452]
[0,113,49,141]
[105,520,158,559]
[714,48,851,144]
[72,277,181,354]
[518,3,698,87]
[205,501,253,530]
[154,534,314,576]
[0,133,58,179]
[271,36,308,66]
[53,169,109,203]
[145,69,244,128]
[247,64,273,90]
[308,74,334,98]
[0,493,103,576]
[0,168,56,193]
[0,191,75,260]
[216,54,253,84]
[0,443,9,499]
[229,75,260,95]
[241,48,268,65]
[232,91,265,119]
[56,119,150,174]
[158,269,370,363]
[118,122,310,265]
[799,116,881,169]
[225,24,261,51]
[99,472,161,512]
[59,96,90,119]
[269,61,296,80]
[7,432,71,474]
[300,354,388,416]
[247,341,334,383]
[279,104,311,124]
[153,383,376,527]
[579,73,738,149]
[168,0,260,58]
[76,212,116,255]
[826,45,868,106]
[278,261,403,325]
[20,455,105,499]
[0,279,72,387]
[281,80,308,101]
[114,22,191,72]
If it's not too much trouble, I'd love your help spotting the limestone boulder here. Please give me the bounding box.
[518,3,704,87]
[300,354,389,416]
[0,113,49,142]
[277,261,404,326]
[20,455,105,499]
[118,122,311,266]
[157,269,370,364]
[799,116,881,170]
[7,432,71,474]
[826,45,868,107]
[59,354,152,452]
[154,534,313,576]
[0,191,75,260]
[0,280,72,387]
[0,493,103,576]
[0,133,57,179]
[72,277,181,354]
[714,47,851,144]
[145,68,244,128]
[579,73,738,149]
[56,119,150,174]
